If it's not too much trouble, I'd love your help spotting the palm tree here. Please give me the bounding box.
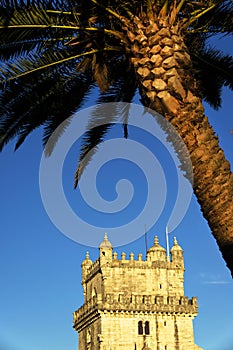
[0,0,233,275]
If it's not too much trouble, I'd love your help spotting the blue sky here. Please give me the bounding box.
[1,37,233,350]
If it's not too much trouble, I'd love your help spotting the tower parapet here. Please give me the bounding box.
[74,233,202,350]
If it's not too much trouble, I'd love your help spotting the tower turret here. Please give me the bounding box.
[81,252,92,299]
[99,233,112,267]
[146,236,166,262]
[171,237,184,269]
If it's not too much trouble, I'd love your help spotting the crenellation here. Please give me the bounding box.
[82,248,186,275]
[138,253,143,261]
[129,252,134,260]
[74,234,202,350]
[85,258,100,282]
[121,252,126,260]
[73,293,198,325]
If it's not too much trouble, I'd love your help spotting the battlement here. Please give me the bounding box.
[73,294,198,326]
[83,235,185,277]
[83,251,183,284]
[85,258,100,281]
[111,252,183,269]
[85,253,168,274]
[81,235,185,303]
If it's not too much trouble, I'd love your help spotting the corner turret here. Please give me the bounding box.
[81,252,92,298]
[171,237,184,269]
[99,233,112,266]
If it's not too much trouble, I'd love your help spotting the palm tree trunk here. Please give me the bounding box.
[128,19,233,276]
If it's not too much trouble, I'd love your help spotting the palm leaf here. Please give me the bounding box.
[185,0,233,35]
[74,67,137,187]
[0,44,116,83]
[43,73,94,155]
[1,0,233,180]
[192,47,233,109]
[0,66,94,151]
[74,122,114,189]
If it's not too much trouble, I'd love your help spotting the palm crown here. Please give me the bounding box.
[0,1,232,153]
[1,0,233,275]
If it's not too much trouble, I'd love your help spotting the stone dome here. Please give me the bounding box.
[147,236,166,253]
[147,236,166,262]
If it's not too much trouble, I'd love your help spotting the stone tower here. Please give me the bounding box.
[73,234,202,350]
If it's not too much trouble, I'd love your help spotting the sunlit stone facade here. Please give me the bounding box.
[73,234,202,350]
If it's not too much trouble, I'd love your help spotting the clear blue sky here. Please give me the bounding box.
[0,36,233,350]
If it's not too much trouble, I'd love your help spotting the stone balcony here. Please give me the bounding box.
[73,293,198,325]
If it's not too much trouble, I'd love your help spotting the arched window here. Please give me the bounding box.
[138,321,143,335]
[92,286,97,298]
[145,321,150,335]
[87,329,91,343]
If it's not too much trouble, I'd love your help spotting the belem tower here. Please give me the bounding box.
[73,233,202,350]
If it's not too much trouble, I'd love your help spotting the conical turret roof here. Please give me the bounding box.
[171,237,183,251]
[82,251,92,266]
[99,233,112,249]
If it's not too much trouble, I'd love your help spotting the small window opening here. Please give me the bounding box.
[87,329,91,343]
[160,284,162,289]
[164,321,166,326]
[138,321,143,335]
[145,321,150,335]
[102,251,105,256]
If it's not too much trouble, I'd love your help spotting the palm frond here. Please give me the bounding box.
[0,0,233,184]
[74,100,132,189]
[74,122,114,188]
[43,73,94,155]
[0,67,94,151]
[97,66,137,137]
[185,0,233,36]
[192,47,233,109]
[74,67,137,188]
[0,44,115,83]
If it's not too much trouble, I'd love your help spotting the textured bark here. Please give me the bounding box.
[128,18,233,276]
